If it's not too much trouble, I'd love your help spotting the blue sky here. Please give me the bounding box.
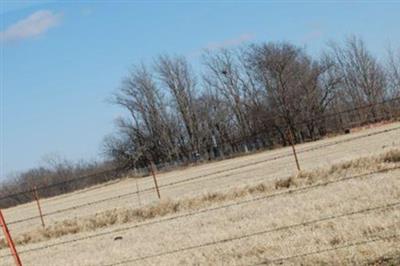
[1,1,399,179]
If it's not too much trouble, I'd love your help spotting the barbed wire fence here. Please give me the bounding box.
[1,97,400,210]
[0,164,399,262]
[1,99,400,231]
[4,129,400,229]
[0,98,399,265]
[1,178,399,265]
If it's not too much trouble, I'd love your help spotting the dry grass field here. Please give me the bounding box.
[1,122,399,265]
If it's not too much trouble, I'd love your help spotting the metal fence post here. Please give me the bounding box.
[150,162,161,199]
[135,179,142,206]
[0,210,23,266]
[32,186,45,228]
[287,127,301,172]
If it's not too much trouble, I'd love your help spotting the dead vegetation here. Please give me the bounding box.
[1,149,399,250]
[367,254,400,266]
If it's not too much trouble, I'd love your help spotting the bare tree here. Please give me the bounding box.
[245,42,343,142]
[386,46,400,98]
[296,56,340,139]
[202,48,253,151]
[327,36,387,121]
[155,55,202,159]
[196,87,236,158]
[109,64,178,167]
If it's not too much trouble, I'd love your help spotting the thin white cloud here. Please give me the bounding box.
[301,23,324,44]
[0,10,62,43]
[205,33,255,50]
[188,33,256,59]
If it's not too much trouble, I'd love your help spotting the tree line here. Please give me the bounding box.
[103,36,400,169]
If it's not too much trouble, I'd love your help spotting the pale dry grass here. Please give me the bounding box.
[182,209,399,266]
[278,148,400,189]
[2,149,399,251]
[2,163,399,265]
[4,122,399,238]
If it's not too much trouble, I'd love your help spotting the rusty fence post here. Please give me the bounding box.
[149,162,161,199]
[135,179,142,206]
[287,127,301,172]
[0,210,23,266]
[32,186,45,228]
